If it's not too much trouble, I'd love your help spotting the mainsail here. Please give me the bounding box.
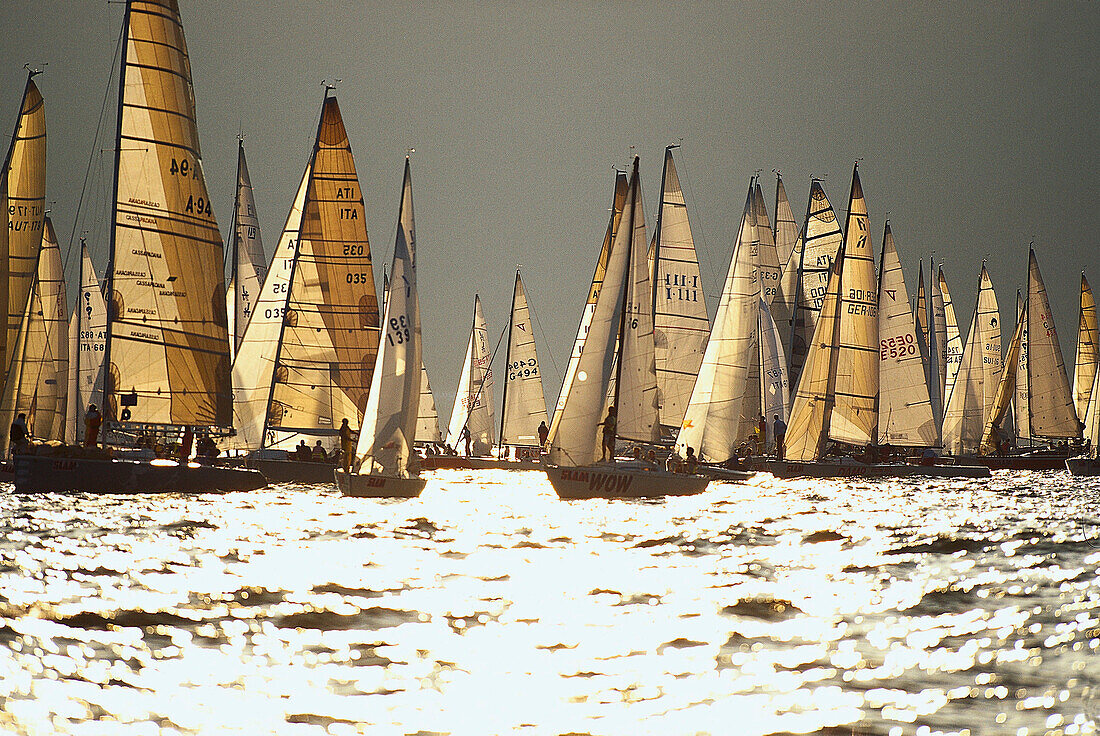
[755,181,780,305]
[549,172,627,437]
[1073,274,1097,423]
[1025,248,1079,439]
[789,180,843,391]
[773,173,799,272]
[65,240,107,444]
[1013,290,1031,443]
[770,173,800,363]
[651,147,709,431]
[677,182,760,462]
[942,264,1000,454]
[939,267,963,417]
[228,161,311,452]
[929,265,948,422]
[446,295,495,455]
[264,93,380,447]
[226,139,267,358]
[500,272,549,448]
[877,222,937,446]
[354,158,421,477]
[105,0,230,427]
[416,364,443,444]
[547,160,637,467]
[3,73,46,374]
[980,299,1027,455]
[826,165,878,447]
[759,298,789,449]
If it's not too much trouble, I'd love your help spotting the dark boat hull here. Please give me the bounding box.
[958,454,1072,471]
[13,454,267,493]
[545,465,709,499]
[698,464,755,482]
[754,459,991,479]
[420,456,543,471]
[247,457,338,484]
[334,469,426,498]
[1065,457,1100,475]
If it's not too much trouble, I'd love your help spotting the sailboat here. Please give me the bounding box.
[416,364,443,447]
[225,138,267,362]
[445,295,495,457]
[15,0,264,492]
[770,173,800,364]
[426,272,551,470]
[546,157,709,499]
[759,165,987,479]
[336,158,426,497]
[228,90,381,483]
[1072,274,1097,424]
[65,238,107,445]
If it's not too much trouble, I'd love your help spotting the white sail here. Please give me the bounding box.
[677,182,760,462]
[929,267,948,422]
[827,166,878,447]
[226,139,267,359]
[416,363,443,444]
[876,223,937,446]
[616,171,659,445]
[105,1,231,427]
[549,172,627,437]
[939,267,963,417]
[773,173,799,272]
[755,181,780,306]
[942,264,1000,454]
[651,147,709,430]
[758,298,789,449]
[1014,290,1031,442]
[3,74,46,376]
[771,226,801,368]
[784,248,844,462]
[548,158,637,467]
[65,241,107,444]
[228,161,311,452]
[501,272,549,447]
[1072,274,1097,424]
[915,262,928,354]
[355,158,421,476]
[1084,350,1100,458]
[789,180,843,392]
[1025,248,1079,439]
[265,94,380,449]
[446,295,495,455]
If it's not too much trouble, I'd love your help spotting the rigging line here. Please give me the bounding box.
[526,282,561,386]
[64,18,125,279]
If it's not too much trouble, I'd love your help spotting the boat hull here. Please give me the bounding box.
[545,465,709,499]
[698,464,755,482]
[955,453,1072,471]
[334,469,426,498]
[755,459,991,479]
[1066,457,1100,475]
[248,457,338,484]
[420,456,542,471]
[13,454,268,494]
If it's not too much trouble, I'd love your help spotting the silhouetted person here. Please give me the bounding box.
[460,426,471,456]
[84,404,102,447]
[537,421,549,447]
[9,413,29,455]
[684,446,698,474]
[179,426,194,463]
[312,440,328,461]
[773,414,787,461]
[599,405,617,462]
[339,418,355,473]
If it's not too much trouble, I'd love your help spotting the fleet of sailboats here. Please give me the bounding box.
[0,0,1091,491]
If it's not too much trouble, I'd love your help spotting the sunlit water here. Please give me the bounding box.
[1,469,1098,735]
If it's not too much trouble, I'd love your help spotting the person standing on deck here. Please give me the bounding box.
[179,426,194,463]
[460,426,471,456]
[9,413,30,456]
[773,414,787,461]
[599,405,617,463]
[84,405,102,447]
[537,421,549,448]
[339,418,355,473]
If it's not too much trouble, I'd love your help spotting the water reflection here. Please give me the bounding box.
[1,470,1098,734]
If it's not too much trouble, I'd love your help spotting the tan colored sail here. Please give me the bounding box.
[1025,248,1079,438]
[877,223,936,446]
[981,299,1027,455]
[755,182,780,306]
[549,172,627,438]
[1013,291,1030,441]
[106,1,230,426]
[66,241,106,445]
[789,180,843,391]
[677,183,760,462]
[267,94,379,443]
[942,264,1000,454]
[3,75,46,374]
[501,272,549,447]
[1073,274,1097,422]
[828,166,878,446]
[446,295,495,455]
[784,248,844,462]
[939,268,963,417]
[652,148,709,430]
[773,173,799,272]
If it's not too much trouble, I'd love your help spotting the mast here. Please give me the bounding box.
[497,271,520,455]
[226,136,244,356]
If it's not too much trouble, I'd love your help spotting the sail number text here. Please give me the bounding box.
[508,359,538,381]
[880,333,917,360]
[386,315,411,345]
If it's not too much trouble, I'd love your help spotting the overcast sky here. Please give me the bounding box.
[2,1,1097,416]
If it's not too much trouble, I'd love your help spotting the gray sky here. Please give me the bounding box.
[2,1,1098,417]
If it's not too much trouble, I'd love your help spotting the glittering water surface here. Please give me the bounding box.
[1,469,1099,736]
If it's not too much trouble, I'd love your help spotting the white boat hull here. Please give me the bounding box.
[334,469,426,498]
[545,465,709,499]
